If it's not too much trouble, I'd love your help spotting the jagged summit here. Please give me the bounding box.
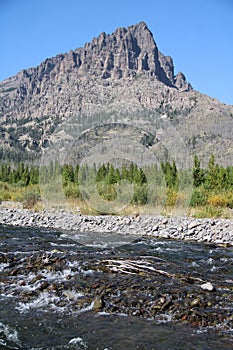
[73,21,191,89]
[1,21,191,92]
[0,22,232,165]
[0,21,193,123]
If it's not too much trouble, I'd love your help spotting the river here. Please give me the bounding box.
[0,225,233,349]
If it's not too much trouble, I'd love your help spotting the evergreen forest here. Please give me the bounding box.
[0,155,232,217]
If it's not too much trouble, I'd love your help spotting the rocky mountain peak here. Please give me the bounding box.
[77,21,191,89]
[0,22,193,124]
[1,22,232,165]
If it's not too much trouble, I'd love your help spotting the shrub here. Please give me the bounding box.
[165,188,178,207]
[0,182,11,201]
[207,193,227,207]
[64,183,81,199]
[207,191,233,209]
[194,206,223,218]
[23,188,41,209]
[190,188,208,207]
[225,192,233,209]
[96,182,117,201]
[132,184,148,205]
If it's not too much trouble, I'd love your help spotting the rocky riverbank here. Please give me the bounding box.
[0,208,233,246]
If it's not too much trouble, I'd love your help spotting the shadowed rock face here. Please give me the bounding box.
[25,21,189,87]
[0,22,191,117]
[76,21,191,89]
[0,22,232,165]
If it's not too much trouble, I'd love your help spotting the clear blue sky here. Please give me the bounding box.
[1,0,233,105]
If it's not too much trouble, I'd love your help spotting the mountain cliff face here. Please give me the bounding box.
[0,22,232,165]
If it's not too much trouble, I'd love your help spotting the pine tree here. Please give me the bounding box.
[96,164,107,182]
[193,155,205,187]
[205,155,218,190]
[107,164,117,185]
[161,161,178,189]
[62,164,74,186]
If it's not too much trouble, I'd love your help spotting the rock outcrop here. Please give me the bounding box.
[0,22,232,165]
[0,22,191,114]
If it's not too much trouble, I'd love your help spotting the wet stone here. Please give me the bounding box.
[190,298,201,308]
[93,296,104,310]
[201,282,215,291]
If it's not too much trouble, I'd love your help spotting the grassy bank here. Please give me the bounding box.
[0,155,232,218]
[0,183,232,219]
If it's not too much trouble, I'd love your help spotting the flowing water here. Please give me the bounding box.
[0,224,233,349]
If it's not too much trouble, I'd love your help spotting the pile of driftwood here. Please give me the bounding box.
[97,258,214,291]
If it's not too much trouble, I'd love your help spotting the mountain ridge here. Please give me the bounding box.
[0,22,232,165]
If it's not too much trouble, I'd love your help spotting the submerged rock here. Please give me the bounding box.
[190,298,201,308]
[93,296,104,310]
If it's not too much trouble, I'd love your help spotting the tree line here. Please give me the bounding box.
[0,155,232,208]
[0,162,39,186]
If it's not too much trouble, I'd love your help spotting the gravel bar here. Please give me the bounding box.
[0,208,232,246]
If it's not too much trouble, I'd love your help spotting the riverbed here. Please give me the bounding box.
[0,224,233,349]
